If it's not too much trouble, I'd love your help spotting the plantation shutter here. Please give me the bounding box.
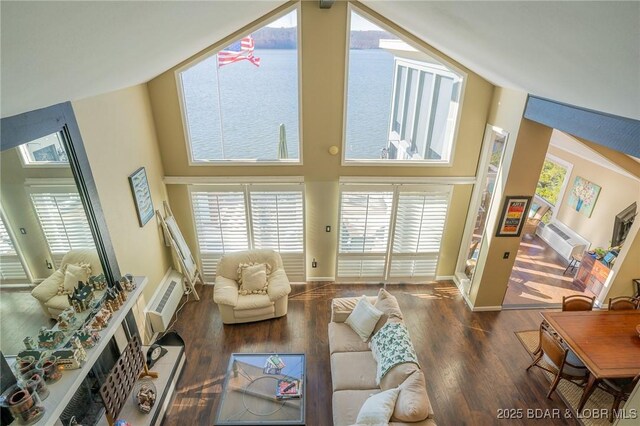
[0,217,28,281]
[29,190,95,267]
[249,187,305,281]
[389,186,450,279]
[190,189,249,281]
[337,189,393,279]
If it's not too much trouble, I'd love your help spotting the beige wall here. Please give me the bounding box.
[72,85,172,304]
[548,145,640,249]
[148,0,494,279]
[0,148,73,280]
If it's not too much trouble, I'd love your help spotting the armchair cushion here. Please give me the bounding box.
[61,263,90,295]
[239,263,268,295]
[267,269,291,301]
[31,270,63,302]
[214,276,239,307]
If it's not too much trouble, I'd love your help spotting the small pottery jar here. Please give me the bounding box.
[36,356,62,383]
[0,384,45,424]
[14,356,37,377]
[23,369,49,401]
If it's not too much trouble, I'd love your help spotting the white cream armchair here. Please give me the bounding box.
[31,249,103,318]
[213,249,291,324]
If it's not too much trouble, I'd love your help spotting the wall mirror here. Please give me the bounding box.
[0,102,120,356]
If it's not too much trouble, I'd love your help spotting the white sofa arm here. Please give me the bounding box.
[267,269,291,302]
[213,276,239,307]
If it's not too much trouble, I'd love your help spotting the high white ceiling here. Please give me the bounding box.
[2,1,639,120]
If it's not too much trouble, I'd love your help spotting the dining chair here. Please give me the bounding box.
[607,296,639,311]
[598,374,640,422]
[527,323,589,398]
[562,294,595,311]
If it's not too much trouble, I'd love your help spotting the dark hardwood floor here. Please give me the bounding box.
[503,235,595,308]
[164,282,578,425]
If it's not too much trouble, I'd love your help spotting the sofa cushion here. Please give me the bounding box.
[332,389,380,426]
[328,322,370,355]
[356,387,400,425]
[332,296,377,323]
[380,362,420,390]
[373,288,404,335]
[31,270,63,302]
[330,351,378,392]
[391,370,432,422]
[61,264,90,295]
[345,297,384,342]
[234,304,274,319]
[234,294,272,310]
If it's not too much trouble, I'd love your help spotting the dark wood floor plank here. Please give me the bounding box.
[162,282,578,426]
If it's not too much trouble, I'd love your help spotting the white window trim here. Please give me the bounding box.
[0,207,33,283]
[17,140,69,168]
[175,2,304,166]
[341,2,467,167]
[539,153,574,222]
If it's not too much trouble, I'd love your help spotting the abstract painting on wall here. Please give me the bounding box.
[567,176,601,218]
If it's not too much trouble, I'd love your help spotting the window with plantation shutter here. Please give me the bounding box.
[249,190,305,280]
[0,216,28,281]
[29,190,95,267]
[337,183,451,282]
[191,190,249,280]
[390,188,450,278]
[338,190,393,279]
[190,183,305,282]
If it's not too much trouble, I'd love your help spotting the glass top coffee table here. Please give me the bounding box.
[215,353,306,425]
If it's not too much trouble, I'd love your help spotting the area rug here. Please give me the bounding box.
[515,330,625,426]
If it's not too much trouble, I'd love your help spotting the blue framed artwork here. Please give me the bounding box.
[128,167,154,227]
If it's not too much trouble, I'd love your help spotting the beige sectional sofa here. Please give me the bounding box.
[328,290,436,426]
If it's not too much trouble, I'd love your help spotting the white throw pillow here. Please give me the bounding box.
[239,263,268,295]
[355,387,400,425]
[59,263,90,295]
[345,296,384,342]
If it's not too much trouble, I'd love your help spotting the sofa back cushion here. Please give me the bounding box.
[373,288,404,334]
[61,249,102,275]
[391,370,433,422]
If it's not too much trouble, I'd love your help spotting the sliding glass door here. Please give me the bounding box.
[337,184,451,282]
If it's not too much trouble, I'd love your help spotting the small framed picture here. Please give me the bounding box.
[128,167,154,227]
[496,195,532,237]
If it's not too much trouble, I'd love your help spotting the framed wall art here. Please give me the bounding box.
[128,167,154,227]
[496,195,532,237]
[567,176,601,218]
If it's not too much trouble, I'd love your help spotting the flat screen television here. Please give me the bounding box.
[611,202,637,247]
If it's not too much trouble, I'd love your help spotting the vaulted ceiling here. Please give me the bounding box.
[2,1,639,120]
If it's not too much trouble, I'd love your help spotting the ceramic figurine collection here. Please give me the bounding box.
[6,274,137,423]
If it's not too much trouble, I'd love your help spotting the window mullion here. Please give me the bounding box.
[245,185,254,250]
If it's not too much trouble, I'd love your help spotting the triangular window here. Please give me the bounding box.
[344,7,463,164]
[178,7,300,163]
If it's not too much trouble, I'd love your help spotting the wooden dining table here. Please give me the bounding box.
[541,310,640,411]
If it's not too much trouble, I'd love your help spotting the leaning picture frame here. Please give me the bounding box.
[496,195,532,237]
[128,167,154,227]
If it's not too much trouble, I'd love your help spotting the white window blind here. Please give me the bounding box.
[337,184,451,282]
[390,188,450,278]
[29,191,95,266]
[0,216,28,281]
[191,184,305,282]
[249,190,305,280]
[338,190,393,279]
[191,190,249,280]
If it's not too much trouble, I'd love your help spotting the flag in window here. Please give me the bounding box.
[217,35,261,67]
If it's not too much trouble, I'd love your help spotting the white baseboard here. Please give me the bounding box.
[436,275,454,281]
[472,305,503,312]
[306,277,335,282]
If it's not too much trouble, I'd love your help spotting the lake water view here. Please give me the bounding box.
[181,48,395,161]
